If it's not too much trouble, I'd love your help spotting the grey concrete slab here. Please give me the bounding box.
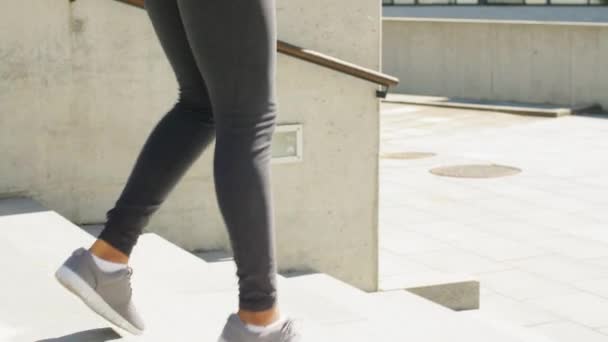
[463,292,563,327]
[530,321,608,342]
[526,292,608,328]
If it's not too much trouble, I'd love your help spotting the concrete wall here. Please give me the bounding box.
[0,0,381,291]
[383,18,608,108]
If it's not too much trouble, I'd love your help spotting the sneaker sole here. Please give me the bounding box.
[55,265,143,335]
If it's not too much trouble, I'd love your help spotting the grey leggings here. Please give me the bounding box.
[97,0,278,312]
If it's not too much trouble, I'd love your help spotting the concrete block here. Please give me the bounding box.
[406,279,480,311]
[383,19,608,109]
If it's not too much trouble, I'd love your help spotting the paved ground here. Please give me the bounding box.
[378,101,608,342]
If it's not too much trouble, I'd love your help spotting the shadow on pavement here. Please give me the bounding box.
[573,112,608,119]
[35,328,121,342]
[0,197,48,217]
[573,104,607,119]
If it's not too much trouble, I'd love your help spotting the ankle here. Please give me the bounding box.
[91,253,128,272]
[89,239,129,264]
[238,306,281,326]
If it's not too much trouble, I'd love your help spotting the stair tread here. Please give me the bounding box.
[0,197,550,341]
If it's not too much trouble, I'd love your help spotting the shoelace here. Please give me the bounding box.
[126,266,134,297]
[280,318,300,339]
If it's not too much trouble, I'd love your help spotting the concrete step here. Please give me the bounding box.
[0,197,554,341]
[286,273,554,342]
[200,250,481,311]
[459,310,559,342]
[383,93,600,118]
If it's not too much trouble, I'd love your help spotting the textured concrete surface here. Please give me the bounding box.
[378,102,608,341]
[407,280,480,311]
[383,93,598,117]
[0,0,381,291]
[198,242,481,311]
[382,20,608,109]
[0,198,551,342]
[383,6,608,24]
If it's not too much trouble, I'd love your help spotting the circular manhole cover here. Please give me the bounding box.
[430,164,521,178]
[380,152,436,160]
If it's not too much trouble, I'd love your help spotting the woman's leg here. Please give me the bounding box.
[175,0,279,318]
[94,0,216,259]
[56,2,216,333]
[96,0,280,325]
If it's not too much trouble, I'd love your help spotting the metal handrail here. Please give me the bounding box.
[112,0,399,97]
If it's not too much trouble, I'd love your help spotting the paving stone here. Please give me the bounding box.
[475,269,577,301]
[473,218,565,243]
[0,322,21,341]
[406,247,512,275]
[506,254,608,284]
[380,230,450,256]
[403,221,484,243]
[525,292,608,328]
[530,321,608,342]
[533,235,608,260]
[379,249,437,276]
[471,292,562,326]
[572,277,608,299]
[584,256,608,269]
[447,232,548,262]
[598,327,608,337]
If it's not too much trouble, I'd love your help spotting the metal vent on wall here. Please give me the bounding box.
[271,124,303,164]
